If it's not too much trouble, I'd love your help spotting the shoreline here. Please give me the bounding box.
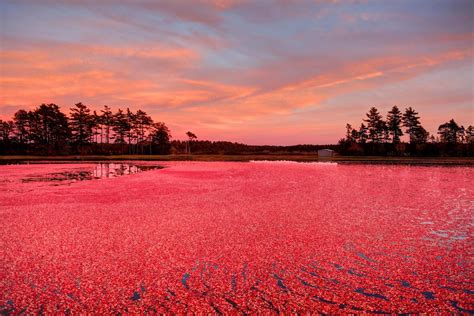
[1,155,473,166]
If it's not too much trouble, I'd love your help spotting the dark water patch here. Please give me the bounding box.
[438,285,456,292]
[347,269,364,277]
[242,263,248,282]
[329,278,340,284]
[273,274,288,291]
[421,291,435,300]
[400,280,411,288]
[450,300,474,313]
[260,296,279,313]
[210,302,223,315]
[349,305,364,311]
[298,277,319,288]
[181,273,190,289]
[356,252,375,262]
[314,296,336,305]
[21,163,163,185]
[301,267,318,277]
[355,288,388,301]
[224,297,240,310]
[131,291,141,301]
[166,289,176,298]
[276,279,287,290]
[463,289,474,294]
[333,263,343,270]
[231,274,237,291]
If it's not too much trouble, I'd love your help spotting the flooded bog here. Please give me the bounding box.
[0,161,472,313]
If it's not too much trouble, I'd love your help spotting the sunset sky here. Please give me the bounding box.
[1,0,473,145]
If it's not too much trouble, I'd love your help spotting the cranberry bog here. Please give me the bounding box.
[0,161,472,314]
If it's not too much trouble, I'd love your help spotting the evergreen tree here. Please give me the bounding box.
[112,109,130,144]
[29,104,70,147]
[151,122,171,154]
[345,123,355,142]
[364,107,385,143]
[465,125,474,144]
[70,102,93,145]
[126,108,136,150]
[358,123,368,144]
[13,109,30,145]
[386,106,403,143]
[92,111,101,143]
[402,107,427,144]
[101,105,113,144]
[134,110,153,143]
[0,120,14,143]
[437,119,464,144]
[186,131,197,154]
[133,109,153,154]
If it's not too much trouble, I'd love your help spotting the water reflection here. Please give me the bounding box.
[22,163,163,184]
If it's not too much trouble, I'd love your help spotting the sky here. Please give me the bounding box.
[1,0,473,145]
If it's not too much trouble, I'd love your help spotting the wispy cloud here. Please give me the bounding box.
[1,0,472,144]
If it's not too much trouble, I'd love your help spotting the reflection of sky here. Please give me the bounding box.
[1,0,473,144]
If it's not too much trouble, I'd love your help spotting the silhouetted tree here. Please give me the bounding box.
[0,120,14,144]
[133,109,153,154]
[150,122,171,154]
[112,109,129,144]
[13,109,29,145]
[91,111,101,144]
[70,102,93,145]
[402,107,427,144]
[358,123,368,144]
[186,131,197,154]
[364,107,385,143]
[345,123,355,142]
[438,119,464,144]
[465,125,474,144]
[29,104,70,149]
[387,106,403,143]
[101,105,113,144]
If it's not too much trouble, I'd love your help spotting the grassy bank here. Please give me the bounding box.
[1,154,473,165]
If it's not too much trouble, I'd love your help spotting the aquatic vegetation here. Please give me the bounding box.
[0,162,472,313]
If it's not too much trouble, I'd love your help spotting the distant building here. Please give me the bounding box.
[317,149,335,158]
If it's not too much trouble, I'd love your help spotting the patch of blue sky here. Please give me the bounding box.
[1,2,93,44]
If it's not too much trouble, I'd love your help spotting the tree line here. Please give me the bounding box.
[339,106,473,156]
[0,103,172,155]
[1,103,472,156]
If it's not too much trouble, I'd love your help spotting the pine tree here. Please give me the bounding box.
[0,120,14,143]
[358,123,368,144]
[386,106,403,143]
[402,107,427,144]
[30,104,70,147]
[112,109,130,144]
[13,109,30,145]
[437,119,464,144]
[345,123,354,142]
[151,122,171,154]
[101,105,113,144]
[69,102,93,145]
[364,107,385,143]
[465,125,474,144]
[186,131,197,154]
